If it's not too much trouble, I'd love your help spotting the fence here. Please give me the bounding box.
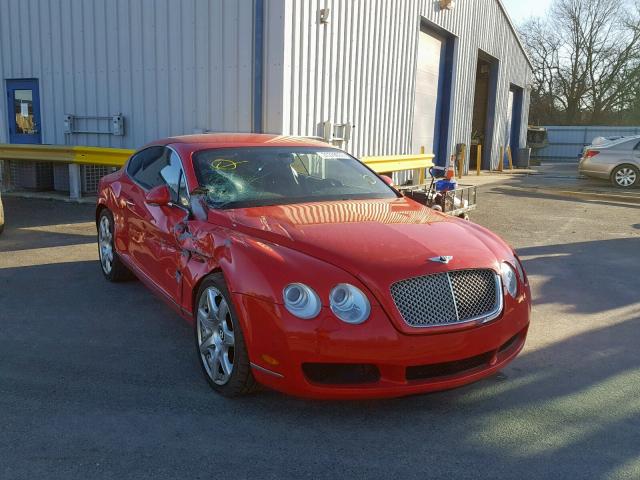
[534,125,640,162]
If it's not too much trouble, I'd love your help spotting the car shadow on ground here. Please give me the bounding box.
[2,236,639,478]
[517,237,640,315]
[0,196,96,252]
[2,194,639,478]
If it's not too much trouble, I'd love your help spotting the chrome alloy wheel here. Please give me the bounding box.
[98,215,114,274]
[197,287,235,385]
[614,167,637,187]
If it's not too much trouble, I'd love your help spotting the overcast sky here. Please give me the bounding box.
[502,0,553,23]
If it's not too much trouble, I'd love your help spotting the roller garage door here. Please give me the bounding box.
[412,30,443,157]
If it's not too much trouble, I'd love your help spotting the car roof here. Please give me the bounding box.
[592,135,640,148]
[154,133,331,150]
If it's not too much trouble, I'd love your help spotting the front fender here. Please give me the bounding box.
[178,224,376,354]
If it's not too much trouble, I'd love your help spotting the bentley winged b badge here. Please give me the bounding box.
[429,255,454,264]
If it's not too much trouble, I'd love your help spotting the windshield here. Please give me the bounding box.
[192,147,398,209]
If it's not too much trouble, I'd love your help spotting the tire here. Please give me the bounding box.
[194,273,258,397]
[611,164,639,188]
[97,209,133,282]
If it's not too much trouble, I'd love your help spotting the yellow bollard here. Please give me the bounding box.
[498,146,504,172]
[476,144,482,176]
[507,146,514,170]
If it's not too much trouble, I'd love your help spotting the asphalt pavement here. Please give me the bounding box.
[1,167,639,479]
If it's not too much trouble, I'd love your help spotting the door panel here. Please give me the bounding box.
[122,147,188,305]
[6,79,42,144]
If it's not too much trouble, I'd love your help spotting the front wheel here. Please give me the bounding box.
[195,273,257,397]
[611,165,639,188]
[97,209,132,281]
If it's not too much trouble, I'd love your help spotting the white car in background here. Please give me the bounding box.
[579,135,640,188]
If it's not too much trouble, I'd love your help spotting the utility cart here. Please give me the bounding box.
[397,166,477,220]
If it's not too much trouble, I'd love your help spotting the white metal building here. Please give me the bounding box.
[0,0,532,190]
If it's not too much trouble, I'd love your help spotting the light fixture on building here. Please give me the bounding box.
[319,8,330,24]
[439,0,455,10]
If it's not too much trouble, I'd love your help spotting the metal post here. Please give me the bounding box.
[476,145,482,176]
[458,144,466,179]
[418,146,425,184]
[68,164,82,200]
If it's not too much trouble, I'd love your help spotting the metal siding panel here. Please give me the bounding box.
[238,0,254,132]
[156,0,170,139]
[210,0,224,131]
[261,0,289,134]
[0,0,253,148]
[194,0,208,132]
[278,0,532,161]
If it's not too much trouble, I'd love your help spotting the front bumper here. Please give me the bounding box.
[233,289,530,399]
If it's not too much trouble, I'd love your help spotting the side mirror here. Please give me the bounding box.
[145,184,172,206]
[380,175,394,187]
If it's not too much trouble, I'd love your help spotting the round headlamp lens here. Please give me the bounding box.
[283,283,321,319]
[501,263,518,298]
[329,284,371,324]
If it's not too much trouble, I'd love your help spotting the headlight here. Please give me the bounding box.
[514,254,527,285]
[501,263,518,298]
[283,283,321,319]
[329,284,371,324]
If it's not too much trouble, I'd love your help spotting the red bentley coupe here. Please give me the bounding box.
[96,134,530,399]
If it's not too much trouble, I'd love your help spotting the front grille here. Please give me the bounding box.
[390,269,502,327]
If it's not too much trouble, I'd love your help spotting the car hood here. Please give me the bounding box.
[219,197,510,292]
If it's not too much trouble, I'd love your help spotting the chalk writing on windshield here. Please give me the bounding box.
[209,159,248,170]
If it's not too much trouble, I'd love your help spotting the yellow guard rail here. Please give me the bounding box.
[0,144,435,173]
[0,144,132,167]
[361,153,434,174]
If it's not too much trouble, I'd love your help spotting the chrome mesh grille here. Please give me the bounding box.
[390,269,501,327]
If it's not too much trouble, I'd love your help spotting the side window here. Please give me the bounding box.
[127,146,168,189]
[160,151,189,207]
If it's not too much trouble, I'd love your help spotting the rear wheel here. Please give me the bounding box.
[195,273,257,397]
[611,165,638,188]
[98,209,132,281]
